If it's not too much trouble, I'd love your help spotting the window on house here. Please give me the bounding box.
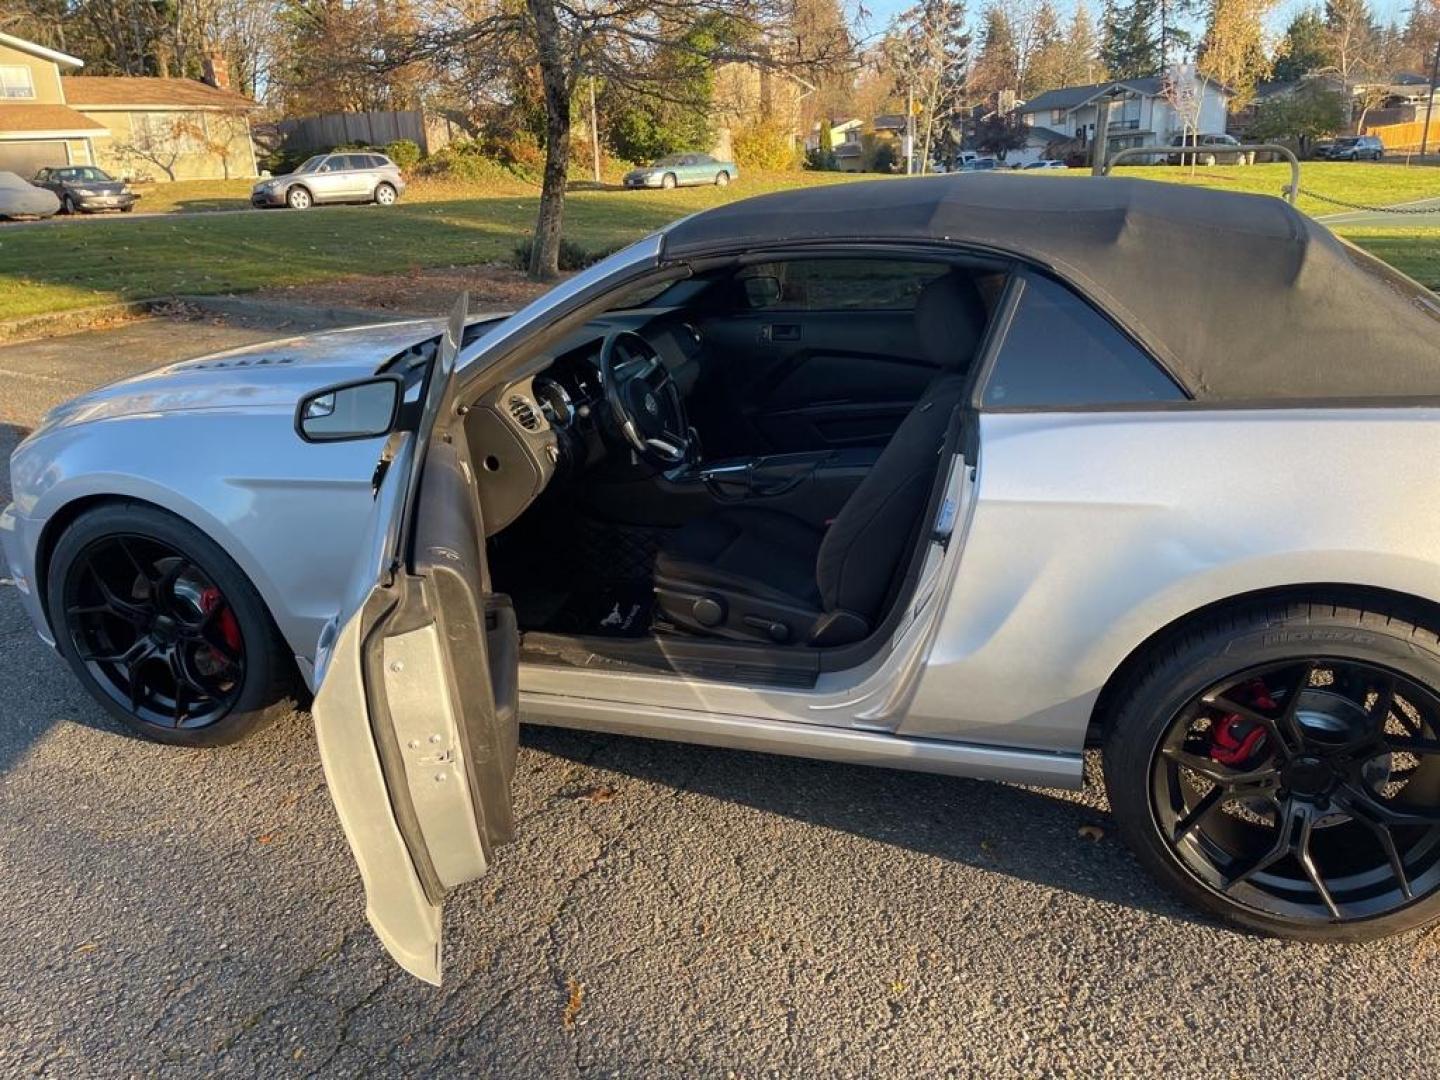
[0,66,36,99]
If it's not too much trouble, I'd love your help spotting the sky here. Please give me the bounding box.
[847,0,1415,45]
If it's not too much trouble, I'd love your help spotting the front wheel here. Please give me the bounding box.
[1103,598,1440,942]
[661,172,677,189]
[47,503,296,747]
[286,186,312,209]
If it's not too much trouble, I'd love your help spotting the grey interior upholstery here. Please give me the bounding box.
[654,271,989,646]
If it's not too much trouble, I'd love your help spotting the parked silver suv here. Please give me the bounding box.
[251,151,407,210]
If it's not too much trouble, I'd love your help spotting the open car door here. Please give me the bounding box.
[304,294,519,985]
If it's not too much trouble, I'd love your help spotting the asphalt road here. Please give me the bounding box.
[2,317,1439,1078]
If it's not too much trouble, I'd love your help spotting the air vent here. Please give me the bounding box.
[507,394,540,431]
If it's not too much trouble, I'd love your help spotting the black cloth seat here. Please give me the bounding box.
[654,271,988,646]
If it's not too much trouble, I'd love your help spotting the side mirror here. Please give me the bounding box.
[743,275,783,308]
[296,376,403,442]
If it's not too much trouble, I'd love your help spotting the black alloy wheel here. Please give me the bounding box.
[1105,599,1440,941]
[49,503,294,746]
[1150,659,1440,924]
[63,533,246,729]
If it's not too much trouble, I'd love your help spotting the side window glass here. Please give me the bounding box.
[983,274,1184,407]
[737,259,952,312]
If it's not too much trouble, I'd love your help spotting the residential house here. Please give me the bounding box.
[0,30,258,180]
[1017,77,1231,156]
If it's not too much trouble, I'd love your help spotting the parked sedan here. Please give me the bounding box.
[0,170,60,219]
[32,165,139,214]
[8,176,1440,984]
[1167,132,1253,165]
[1316,135,1385,161]
[623,152,738,189]
[251,151,406,209]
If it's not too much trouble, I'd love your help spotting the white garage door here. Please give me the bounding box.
[0,141,68,178]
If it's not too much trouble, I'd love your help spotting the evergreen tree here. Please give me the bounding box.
[1272,6,1332,80]
[1023,0,1069,95]
[1102,0,1163,78]
[1062,1,1105,84]
[971,4,1022,96]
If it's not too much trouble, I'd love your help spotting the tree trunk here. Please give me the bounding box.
[527,0,572,281]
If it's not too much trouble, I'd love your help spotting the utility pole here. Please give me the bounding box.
[906,83,916,174]
[588,76,602,183]
[1422,41,1440,160]
[1091,95,1113,175]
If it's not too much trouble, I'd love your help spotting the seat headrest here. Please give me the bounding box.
[914,272,989,369]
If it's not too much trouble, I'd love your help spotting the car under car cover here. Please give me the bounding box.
[661,174,1440,403]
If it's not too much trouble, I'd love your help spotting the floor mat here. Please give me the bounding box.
[541,584,655,638]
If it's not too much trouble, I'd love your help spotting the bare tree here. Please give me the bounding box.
[887,0,970,174]
[407,0,851,279]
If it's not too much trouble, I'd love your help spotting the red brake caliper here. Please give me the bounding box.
[1211,679,1274,766]
[199,587,242,666]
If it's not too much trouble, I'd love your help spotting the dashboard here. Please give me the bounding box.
[464,310,705,536]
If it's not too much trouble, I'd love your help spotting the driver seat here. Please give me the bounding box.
[653,271,988,647]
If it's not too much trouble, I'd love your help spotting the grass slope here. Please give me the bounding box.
[0,164,1434,321]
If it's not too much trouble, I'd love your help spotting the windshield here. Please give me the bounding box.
[56,167,111,182]
[295,155,327,173]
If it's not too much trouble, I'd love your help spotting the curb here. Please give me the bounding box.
[0,294,426,346]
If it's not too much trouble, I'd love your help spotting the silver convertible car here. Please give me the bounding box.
[7,176,1440,982]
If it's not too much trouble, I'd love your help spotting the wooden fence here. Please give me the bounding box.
[1361,117,1440,152]
[275,110,463,155]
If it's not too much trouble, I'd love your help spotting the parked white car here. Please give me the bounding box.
[0,170,60,219]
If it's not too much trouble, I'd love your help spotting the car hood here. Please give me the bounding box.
[32,316,507,434]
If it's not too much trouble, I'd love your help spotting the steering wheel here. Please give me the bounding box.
[599,330,692,466]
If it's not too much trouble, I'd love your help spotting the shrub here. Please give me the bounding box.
[510,235,621,272]
[731,120,801,171]
[385,139,422,170]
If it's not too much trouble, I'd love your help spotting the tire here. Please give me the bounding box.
[1103,597,1440,942]
[374,182,397,206]
[47,502,296,747]
[61,195,75,215]
[1200,153,1217,167]
[121,204,134,213]
[661,172,677,190]
[286,186,312,209]
[714,171,730,187]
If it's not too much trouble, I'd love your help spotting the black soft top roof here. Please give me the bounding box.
[660,175,1440,402]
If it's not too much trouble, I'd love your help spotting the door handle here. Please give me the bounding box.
[760,323,802,343]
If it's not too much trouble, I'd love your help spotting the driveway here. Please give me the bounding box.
[2,316,1439,1077]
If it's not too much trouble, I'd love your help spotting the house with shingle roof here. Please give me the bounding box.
[0,30,258,181]
[1017,76,1231,155]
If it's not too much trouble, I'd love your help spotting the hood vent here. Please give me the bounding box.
[507,394,541,431]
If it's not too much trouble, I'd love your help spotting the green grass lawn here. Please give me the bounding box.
[0,163,1435,321]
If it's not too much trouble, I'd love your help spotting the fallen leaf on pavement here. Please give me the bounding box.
[563,976,586,1029]
[1077,825,1105,842]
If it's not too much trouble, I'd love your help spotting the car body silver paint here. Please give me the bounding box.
[900,407,1440,755]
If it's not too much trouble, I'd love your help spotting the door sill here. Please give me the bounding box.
[520,690,1084,788]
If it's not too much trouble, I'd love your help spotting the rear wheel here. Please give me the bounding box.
[1104,599,1440,941]
[374,182,397,205]
[715,171,730,187]
[47,503,295,747]
[286,186,312,209]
